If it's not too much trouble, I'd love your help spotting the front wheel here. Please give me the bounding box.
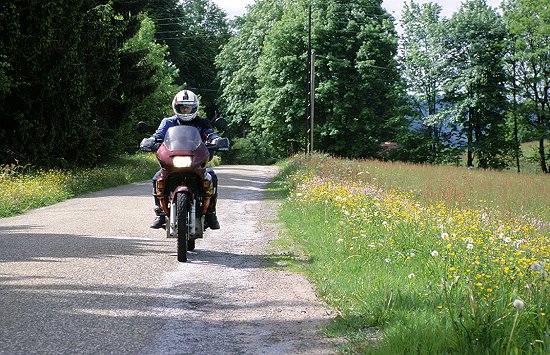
[176,193,189,262]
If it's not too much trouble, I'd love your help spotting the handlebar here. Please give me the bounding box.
[141,137,229,152]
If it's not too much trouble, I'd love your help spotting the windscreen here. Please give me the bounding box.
[163,125,202,151]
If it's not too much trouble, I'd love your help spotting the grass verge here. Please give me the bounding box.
[273,153,549,354]
[0,153,159,218]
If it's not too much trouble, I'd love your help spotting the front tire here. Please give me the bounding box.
[176,193,189,262]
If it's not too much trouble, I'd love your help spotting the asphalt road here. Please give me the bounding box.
[0,165,335,354]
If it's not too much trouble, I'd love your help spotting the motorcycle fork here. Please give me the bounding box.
[169,191,197,237]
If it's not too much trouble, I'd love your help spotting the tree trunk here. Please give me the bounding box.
[539,138,548,173]
[467,108,474,167]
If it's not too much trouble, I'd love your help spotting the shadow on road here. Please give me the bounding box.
[75,181,152,198]
[0,280,332,354]
[0,231,166,263]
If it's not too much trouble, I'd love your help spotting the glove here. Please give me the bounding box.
[140,137,157,152]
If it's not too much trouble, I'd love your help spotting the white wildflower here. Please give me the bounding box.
[441,232,449,239]
[530,262,545,271]
[512,299,524,309]
[385,258,391,263]
[467,243,474,250]
[431,250,439,257]
[408,273,415,279]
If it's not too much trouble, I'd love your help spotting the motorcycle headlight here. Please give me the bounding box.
[172,156,193,168]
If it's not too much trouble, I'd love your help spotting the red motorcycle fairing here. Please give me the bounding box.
[156,145,210,172]
[139,124,226,262]
[154,126,211,219]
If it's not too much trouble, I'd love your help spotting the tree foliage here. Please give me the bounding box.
[503,0,550,172]
[217,0,404,159]
[215,0,286,157]
[0,0,548,172]
[312,0,403,158]
[400,1,453,162]
[0,0,174,166]
[148,0,230,118]
[441,0,512,169]
[400,0,517,169]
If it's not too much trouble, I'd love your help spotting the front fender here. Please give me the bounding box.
[171,186,193,201]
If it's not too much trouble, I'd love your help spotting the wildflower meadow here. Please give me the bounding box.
[277,154,549,354]
[0,153,159,217]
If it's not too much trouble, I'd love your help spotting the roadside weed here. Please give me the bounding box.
[279,154,549,353]
[0,153,159,217]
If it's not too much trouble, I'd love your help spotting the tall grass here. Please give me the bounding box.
[276,154,549,354]
[0,153,159,217]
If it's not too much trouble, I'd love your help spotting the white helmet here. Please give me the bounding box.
[172,90,199,121]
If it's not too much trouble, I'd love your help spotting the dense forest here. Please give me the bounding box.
[0,0,548,172]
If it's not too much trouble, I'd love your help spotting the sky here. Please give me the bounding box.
[211,0,503,22]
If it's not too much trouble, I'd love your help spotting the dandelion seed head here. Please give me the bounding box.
[530,262,544,271]
[512,299,524,309]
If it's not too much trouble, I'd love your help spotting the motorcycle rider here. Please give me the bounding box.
[149,89,222,230]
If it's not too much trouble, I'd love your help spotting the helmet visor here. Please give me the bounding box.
[175,104,197,115]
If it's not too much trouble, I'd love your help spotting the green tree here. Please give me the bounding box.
[118,16,179,150]
[230,0,402,158]
[216,0,285,138]
[0,0,169,166]
[311,0,402,158]
[252,1,307,156]
[400,1,453,162]
[148,0,230,118]
[440,0,512,169]
[503,0,550,173]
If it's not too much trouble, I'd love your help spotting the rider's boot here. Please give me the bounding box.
[150,197,166,229]
[205,213,220,230]
[203,174,220,230]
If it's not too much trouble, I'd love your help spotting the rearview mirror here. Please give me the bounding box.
[212,117,228,131]
[136,121,152,134]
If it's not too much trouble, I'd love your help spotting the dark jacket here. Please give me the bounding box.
[153,115,219,141]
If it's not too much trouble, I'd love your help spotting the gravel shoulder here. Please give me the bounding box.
[0,165,337,354]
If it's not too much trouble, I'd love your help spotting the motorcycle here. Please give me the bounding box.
[138,121,229,262]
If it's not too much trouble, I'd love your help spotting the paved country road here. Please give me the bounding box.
[0,165,336,354]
